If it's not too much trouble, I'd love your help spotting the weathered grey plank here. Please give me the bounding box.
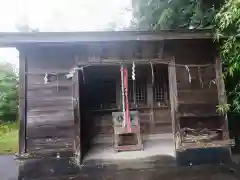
[178,89,218,104]
[27,126,74,138]
[19,51,27,155]
[168,56,178,149]
[27,138,73,155]
[28,87,71,98]
[28,99,72,110]
[178,103,217,117]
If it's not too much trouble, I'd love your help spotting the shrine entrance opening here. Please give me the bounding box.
[75,63,174,164]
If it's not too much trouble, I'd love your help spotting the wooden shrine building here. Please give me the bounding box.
[0,30,234,165]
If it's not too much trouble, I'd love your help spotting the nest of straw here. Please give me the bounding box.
[180,128,222,143]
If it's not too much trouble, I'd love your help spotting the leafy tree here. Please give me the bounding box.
[132,0,240,114]
[132,0,222,30]
[215,0,240,113]
[0,63,18,122]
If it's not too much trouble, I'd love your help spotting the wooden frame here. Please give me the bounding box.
[215,55,230,140]
[168,56,178,151]
[0,30,213,47]
[175,54,235,152]
[18,51,27,155]
[72,69,81,162]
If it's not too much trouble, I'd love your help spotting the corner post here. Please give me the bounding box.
[215,55,229,140]
[168,56,179,152]
[19,51,28,155]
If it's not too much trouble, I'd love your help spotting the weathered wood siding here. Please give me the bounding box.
[24,46,75,156]
[172,40,220,129]
[21,39,222,155]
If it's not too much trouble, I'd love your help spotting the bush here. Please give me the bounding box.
[0,63,18,122]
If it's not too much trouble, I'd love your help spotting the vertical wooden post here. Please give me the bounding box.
[116,79,121,109]
[73,69,82,163]
[215,55,229,140]
[168,56,178,151]
[19,51,27,155]
[147,73,154,130]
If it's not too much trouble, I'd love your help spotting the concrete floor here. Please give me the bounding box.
[2,152,240,179]
[84,139,175,162]
[0,155,18,180]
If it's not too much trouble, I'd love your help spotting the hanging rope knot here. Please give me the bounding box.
[66,68,75,79]
[150,61,154,84]
[132,61,135,80]
[44,73,49,84]
[209,79,216,88]
[185,65,192,83]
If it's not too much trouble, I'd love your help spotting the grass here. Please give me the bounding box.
[0,122,18,154]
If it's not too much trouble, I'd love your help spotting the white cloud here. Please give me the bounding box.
[16,0,132,31]
[0,0,132,66]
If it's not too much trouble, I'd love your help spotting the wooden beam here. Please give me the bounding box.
[0,30,213,47]
[77,58,167,66]
[18,51,27,155]
[168,56,178,151]
[215,55,229,140]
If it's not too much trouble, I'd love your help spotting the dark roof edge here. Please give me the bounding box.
[0,30,213,47]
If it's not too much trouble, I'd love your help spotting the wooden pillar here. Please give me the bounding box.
[215,55,229,140]
[116,78,121,109]
[168,56,178,150]
[73,69,82,163]
[147,74,154,129]
[19,51,27,155]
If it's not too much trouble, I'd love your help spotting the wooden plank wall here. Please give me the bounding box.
[21,39,219,155]
[24,46,76,157]
[172,39,220,129]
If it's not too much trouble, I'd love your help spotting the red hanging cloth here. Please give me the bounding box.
[123,68,131,132]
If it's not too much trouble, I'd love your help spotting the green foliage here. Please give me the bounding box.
[0,122,18,154]
[215,0,240,113]
[132,0,222,30]
[0,122,18,136]
[132,0,240,114]
[0,63,18,122]
[216,103,231,115]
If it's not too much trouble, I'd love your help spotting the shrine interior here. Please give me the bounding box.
[77,63,175,163]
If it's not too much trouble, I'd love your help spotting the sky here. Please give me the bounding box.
[0,0,132,68]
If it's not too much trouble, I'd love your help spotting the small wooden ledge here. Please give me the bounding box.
[176,139,235,152]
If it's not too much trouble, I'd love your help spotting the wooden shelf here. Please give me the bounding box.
[77,58,166,66]
[178,112,218,118]
[178,101,217,105]
[176,139,235,152]
[155,121,172,124]
[130,106,150,110]
[91,108,119,112]
[153,106,169,109]
[92,106,153,112]
[178,89,217,93]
